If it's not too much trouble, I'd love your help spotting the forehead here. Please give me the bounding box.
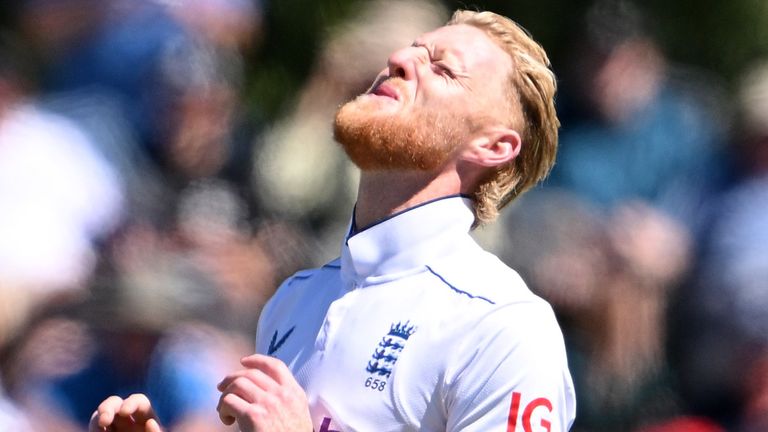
[415,24,512,72]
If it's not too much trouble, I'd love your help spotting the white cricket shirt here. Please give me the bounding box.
[256,196,576,431]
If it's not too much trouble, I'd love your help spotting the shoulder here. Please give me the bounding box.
[423,246,565,360]
[421,246,563,354]
[278,258,341,290]
[433,252,575,430]
[260,258,342,318]
[424,245,544,308]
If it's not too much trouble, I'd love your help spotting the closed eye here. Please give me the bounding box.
[432,62,455,78]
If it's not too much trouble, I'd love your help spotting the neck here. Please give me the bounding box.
[354,168,463,229]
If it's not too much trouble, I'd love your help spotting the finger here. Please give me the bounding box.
[146,418,163,432]
[119,393,156,422]
[217,378,266,423]
[96,395,125,428]
[88,410,106,432]
[221,376,264,406]
[240,354,291,385]
[217,392,255,425]
[217,367,279,393]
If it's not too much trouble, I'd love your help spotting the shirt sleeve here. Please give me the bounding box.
[444,302,576,432]
[254,270,313,354]
[254,278,283,354]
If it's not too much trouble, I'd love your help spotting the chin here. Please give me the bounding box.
[333,100,455,172]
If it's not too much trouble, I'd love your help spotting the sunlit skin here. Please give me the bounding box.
[361,24,511,117]
[89,23,524,432]
[338,24,522,228]
[89,394,163,432]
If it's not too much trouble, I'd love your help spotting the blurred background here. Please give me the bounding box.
[0,0,766,430]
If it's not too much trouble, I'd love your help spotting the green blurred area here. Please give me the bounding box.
[2,0,766,121]
[248,0,768,120]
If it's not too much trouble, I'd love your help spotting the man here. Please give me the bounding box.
[91,9,576,431]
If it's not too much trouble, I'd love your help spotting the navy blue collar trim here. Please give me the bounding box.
[346,194,473,241]
[349,204,359,237]
[426,265,495,304]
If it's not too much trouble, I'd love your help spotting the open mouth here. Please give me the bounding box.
[371,81,400,101]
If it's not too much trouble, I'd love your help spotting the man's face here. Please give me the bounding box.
[334,24,513,171]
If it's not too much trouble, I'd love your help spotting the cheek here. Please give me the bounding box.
[417,79,496,123]
[416,79,456,104]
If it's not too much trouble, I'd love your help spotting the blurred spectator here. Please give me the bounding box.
[0,32,123,297]
[2,2,298,430]
[553,0,726,224]
[483,0,727,430]
[167,178,313,333]
[19,0,172,154]
[15,0,280,325]
[670,60,768,432]
[0,42,120,430]
[3,253,244,431]
[2,185,311,431]
[252,0,449,262]
[18,0,262,225]
[164,0,264,51]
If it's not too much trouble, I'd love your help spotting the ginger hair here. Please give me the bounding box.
[448,10,559,225]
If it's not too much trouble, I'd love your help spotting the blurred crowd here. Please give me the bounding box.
[0,0,765,431]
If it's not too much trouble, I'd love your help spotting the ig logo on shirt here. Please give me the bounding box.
[507,391,554,432]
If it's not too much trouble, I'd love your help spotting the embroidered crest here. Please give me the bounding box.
[365,321,417,378]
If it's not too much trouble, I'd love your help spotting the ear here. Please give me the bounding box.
[460,126,521,167]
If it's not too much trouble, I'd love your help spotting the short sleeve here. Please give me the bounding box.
[445,302,576,432]
[254,280,282,354]
[254,269,318,354]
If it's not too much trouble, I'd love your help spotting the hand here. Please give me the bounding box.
[89,394,163,432]
[217,354,312,432]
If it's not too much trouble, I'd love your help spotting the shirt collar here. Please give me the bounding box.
[341,195,475,284]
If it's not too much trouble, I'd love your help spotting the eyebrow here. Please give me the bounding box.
[411,39,468,78]
[411,41,431,53]
[413,41,448,63]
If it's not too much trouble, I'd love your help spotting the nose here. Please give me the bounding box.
[387,46,425,80]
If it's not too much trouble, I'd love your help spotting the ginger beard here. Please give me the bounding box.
[333,84,473,171]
